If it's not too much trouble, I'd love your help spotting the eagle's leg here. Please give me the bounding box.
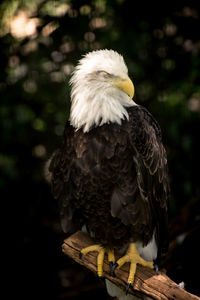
[80,245,115,277]
[111,243,153,294]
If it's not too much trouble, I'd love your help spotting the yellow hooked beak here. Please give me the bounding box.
[112,76,135,99]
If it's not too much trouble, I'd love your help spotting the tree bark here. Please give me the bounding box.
[62,231,200,300]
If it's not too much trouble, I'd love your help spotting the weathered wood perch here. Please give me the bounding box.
[62,231,200,300]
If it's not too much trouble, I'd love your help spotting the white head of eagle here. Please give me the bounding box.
[69,49,136,132]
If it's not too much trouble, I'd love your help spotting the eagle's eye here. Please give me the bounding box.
[97,70,110,77]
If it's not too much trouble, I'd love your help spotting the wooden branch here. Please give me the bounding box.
[62,231,200,300]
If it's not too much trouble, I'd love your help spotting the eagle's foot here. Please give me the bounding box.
[111,243,153,294]
[79,245,115,278]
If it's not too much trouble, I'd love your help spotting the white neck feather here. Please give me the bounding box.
[69,83,136,132]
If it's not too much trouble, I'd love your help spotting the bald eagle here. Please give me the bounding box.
[48,50,169,298]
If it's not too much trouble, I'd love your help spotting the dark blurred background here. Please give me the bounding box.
[0,0,200,299]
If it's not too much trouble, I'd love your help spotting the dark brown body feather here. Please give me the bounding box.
[49,105,169,254]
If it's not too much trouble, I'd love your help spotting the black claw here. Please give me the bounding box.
[126,283,132,295]
[79,252,87,262]
[98,276,104,283]
[110,262,118,275]
[109,261,113,267]
[109,262,116,277]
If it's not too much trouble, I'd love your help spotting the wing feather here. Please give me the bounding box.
[128,105,170,254]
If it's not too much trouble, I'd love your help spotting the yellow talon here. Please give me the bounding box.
[107,248,115,265]
[80,245,115,277]
[112,243,153,292]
